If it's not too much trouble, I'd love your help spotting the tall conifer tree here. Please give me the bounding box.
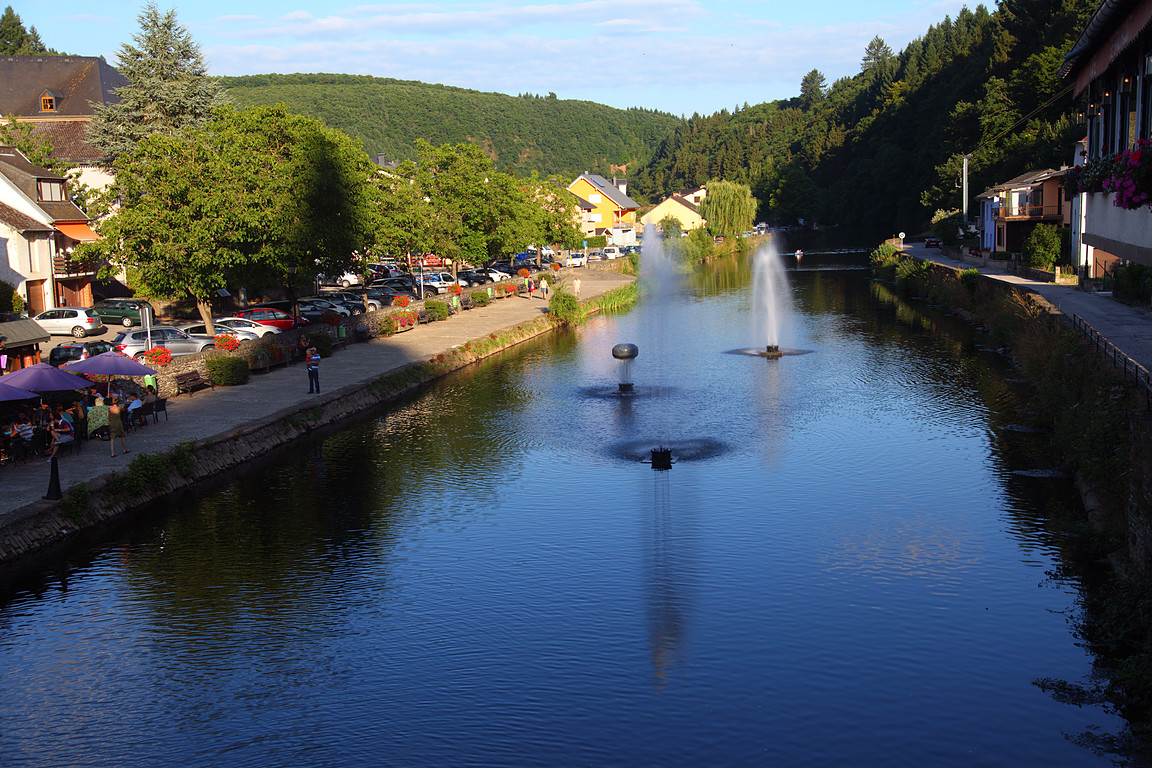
[87,2,227,162]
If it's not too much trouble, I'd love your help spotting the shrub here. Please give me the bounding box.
[959,268,980,294]
[424,300,449,321]
[0,279,22,314]
[1115,263,1152,304]
[549,290,581,325]
[931,208,966,245]
[586,234,607,248]
[378,315,398,336]
[320,311,342,326]
[990,251,1012,260]
[1022,223,1065,270]
[205,356,250,385]
[471,291,490,307]
[306,333,333,357]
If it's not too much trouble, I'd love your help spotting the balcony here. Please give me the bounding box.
[53,251,99,277]
[991,203,1064,221]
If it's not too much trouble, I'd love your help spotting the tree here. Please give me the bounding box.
[861,36,895,74]
[0,6,48,54]
[658,215,683,239]
[87,2,227,162]
[1022,222,1064,269]
[799,69,827,111]
[85,105,378,332]
[699,180,757,240]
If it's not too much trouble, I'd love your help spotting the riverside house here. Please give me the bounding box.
[567,173,640,246]
[1059,0,1152,274]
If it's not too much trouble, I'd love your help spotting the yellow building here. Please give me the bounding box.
[567,173,639,245]
[640,187,707,236]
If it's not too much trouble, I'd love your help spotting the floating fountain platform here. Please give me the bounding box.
[726,347,815,358]
[650,447,674,471]
[761,345,783,359]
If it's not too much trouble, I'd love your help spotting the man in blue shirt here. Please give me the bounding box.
[306,347,320,394]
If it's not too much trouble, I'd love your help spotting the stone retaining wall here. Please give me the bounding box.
[0,313,560,567]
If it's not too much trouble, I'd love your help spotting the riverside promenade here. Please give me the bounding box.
[0,269,634,521]
[908,241,1152,373]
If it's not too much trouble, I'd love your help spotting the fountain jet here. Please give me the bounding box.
[612,343,638,393]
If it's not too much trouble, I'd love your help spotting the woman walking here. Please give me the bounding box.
[108,395,129,457]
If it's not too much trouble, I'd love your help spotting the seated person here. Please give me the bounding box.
[142,385,158,405]
[53,403,74,426]
[44,416,74,459]
[126,394,146,427]
[87,398,110,439]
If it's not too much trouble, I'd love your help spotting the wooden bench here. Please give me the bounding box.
[417,309,433,324]
[174,370,214,396]
[354,325,373,342]
[331,337,348,352]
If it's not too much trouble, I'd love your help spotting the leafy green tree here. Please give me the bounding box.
[86,105,377,332]
[0,116,56,169]
[699,180,757,240]
[1022,222,1064,269]
[87,2,227,161]
[658,215,683,238]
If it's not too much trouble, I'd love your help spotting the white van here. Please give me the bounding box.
[603,246,622,259]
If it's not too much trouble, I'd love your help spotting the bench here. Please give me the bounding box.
[417,309,433,324]
[174,370,214,396]
[331,337,348,352]
[354,325,373,342]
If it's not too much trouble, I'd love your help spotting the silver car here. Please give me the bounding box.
[111,326,215,359]
[175,321,260,341]
[33,307,106,337]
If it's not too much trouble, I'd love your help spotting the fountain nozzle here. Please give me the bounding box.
[650,446,673,471]
[761,344,783,359]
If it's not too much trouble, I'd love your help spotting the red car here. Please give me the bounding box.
[234,307,308,331]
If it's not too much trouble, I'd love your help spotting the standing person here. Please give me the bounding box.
[306,347,320,394]
[540,276,549,300]
[573,276,582,300]
[525,275,533,299]
[107,395,128,457]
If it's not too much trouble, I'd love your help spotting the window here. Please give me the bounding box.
[40,95,54,112]
[589,193,602,203]
[37,180,65,202]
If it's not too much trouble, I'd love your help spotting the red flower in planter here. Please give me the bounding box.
[143,347,171,366]
[214,334,240,351]
[517,268,530,278]
[449,284,462,295]
[393,295,411,308]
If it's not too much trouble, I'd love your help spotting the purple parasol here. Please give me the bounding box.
[0,363,89,392]
[0,380,41,402]
[62,350,156,377]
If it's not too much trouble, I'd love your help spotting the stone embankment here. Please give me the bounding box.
[0,269,634,568]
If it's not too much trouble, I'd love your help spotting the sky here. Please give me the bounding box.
[18,0,976,116]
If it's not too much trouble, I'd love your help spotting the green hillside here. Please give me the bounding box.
[220,73,683,178]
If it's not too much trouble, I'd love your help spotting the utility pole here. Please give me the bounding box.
[962,154,970,221]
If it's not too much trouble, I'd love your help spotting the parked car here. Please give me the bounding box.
[603,246,622,259]
[925,237,942,248]
[371,276,418,292]
[300,296,354,316]
[487,268,512,282]
[317,271,364,289]
[565,253,587,267]
[48,340,114,367]
[368,263,404,279]
[233,307,307,331]
[214,316,282,338]
[33,307,106,337]
[458,269,492,285]
[91,298,153,327]
[415,273,452,294]
[588,250,606,261]
[111,326,215,360]
[175,321,261,341]
[323,290,383,311]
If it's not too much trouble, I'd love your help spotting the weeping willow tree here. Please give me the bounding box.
[699,180,757,240]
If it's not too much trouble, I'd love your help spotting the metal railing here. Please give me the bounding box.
[1072,313,1152,406]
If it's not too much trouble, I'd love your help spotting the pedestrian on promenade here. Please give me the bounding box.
[107,396,128,457]
[525,275,533,298]
[574,276,581,299]
[307,347,320,393]
[540,277,549,300]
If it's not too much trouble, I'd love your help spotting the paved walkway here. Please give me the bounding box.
[908,242,1152,372]
[0,269,634,519]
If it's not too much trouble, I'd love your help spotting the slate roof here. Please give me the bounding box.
[569,192,594,210]
[0,200,51,233]
[575,173,639,210]
[27,120,102,163]
[0,56,126,117]
[0,146,89,222]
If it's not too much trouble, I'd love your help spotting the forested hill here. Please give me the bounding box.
[221,73,683,178]
[629,0,1096,236]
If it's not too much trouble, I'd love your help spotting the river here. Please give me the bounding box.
[0,248,1124,766]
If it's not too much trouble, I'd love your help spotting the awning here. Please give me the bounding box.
[53,222,99,242]
[0,319,50,347]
